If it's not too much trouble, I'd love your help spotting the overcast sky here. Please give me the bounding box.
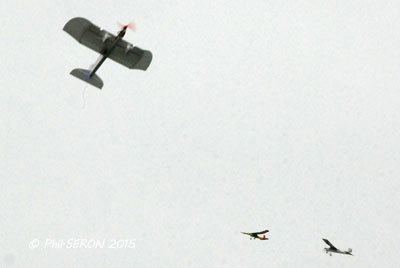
[1,0,400,267]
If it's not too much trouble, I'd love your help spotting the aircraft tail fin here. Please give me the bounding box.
[348,248,352,253]
[70,68,103,89]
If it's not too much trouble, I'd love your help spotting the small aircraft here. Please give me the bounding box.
[241,230,269,240]
[63,17,152,89]
[323,238,353,256]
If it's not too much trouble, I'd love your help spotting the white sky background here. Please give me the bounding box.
[1,0,400,267]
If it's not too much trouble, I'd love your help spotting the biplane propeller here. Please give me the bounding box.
[63,17,152,89]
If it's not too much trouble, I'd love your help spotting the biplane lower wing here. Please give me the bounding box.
[63,17,152,71]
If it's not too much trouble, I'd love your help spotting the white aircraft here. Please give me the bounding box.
[323,239,353,256]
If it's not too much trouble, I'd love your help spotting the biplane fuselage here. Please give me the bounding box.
[324,248,353,256]
[89,27,127,77]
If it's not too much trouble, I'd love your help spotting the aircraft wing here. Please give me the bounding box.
[322,239,337,250]
[63,17,111,54]
[108,40,152,70]
[254,229,269,235]
[63,17,152,70]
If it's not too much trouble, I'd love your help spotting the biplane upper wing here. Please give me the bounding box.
[322,239,338,250]
[63,17,152,70]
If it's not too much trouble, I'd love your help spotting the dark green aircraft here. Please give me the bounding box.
[241,229,269,240]
[63,17,152,89]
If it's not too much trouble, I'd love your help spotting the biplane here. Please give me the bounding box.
[241,229,269,240]
[323,239,353,256]
[63,17,152,89]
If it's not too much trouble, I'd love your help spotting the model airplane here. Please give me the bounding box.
[323,239,353,256]
[63,17,152,89]
[241,229,269,240]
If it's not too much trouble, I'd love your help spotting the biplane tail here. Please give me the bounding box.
[70,68,103,89]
